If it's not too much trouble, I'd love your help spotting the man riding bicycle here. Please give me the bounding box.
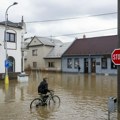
[38,78,50,104]
[30,77,60,108]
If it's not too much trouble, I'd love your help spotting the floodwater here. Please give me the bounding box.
[0,72,117,120]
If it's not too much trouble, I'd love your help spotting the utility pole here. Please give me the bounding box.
[4,2,18,84]
[118,0,120,119]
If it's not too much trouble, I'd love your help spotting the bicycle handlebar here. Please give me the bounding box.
[38,90,54,95]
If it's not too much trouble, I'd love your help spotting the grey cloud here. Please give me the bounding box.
[23,0,117,23]
[0,0,116,42]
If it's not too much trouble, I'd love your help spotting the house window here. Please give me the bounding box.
[48,62,55,68]
[6,32,16,42]
[111,61,117,69]
[67,58,72,68]
[101,58,107,69]
[32,49,37,56]
[33,62,37,68]
[74,58,79,68]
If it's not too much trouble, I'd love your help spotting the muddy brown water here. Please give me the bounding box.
[0,72,117,120]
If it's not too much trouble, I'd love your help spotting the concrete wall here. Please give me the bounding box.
[96,57,117,75]
[45,58,61,71]
[25,45,53,70]
[62,56,117,75]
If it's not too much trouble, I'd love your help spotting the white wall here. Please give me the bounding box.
[0,25,24,73]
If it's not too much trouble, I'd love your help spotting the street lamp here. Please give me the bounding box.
[4,2,18,84]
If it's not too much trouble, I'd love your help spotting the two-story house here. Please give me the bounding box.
[24,36,63,71]
[0,19,26,79]
[24,36,71,72]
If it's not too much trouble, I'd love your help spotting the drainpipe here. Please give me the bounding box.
[21,34,24,72]
[118,1,120,119]
[88,54,91,74]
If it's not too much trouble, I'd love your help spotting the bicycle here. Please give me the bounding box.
[30,90,60,109]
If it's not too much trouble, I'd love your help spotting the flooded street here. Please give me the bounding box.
[0,72,117,120]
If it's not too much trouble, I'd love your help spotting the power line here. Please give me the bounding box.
[46,27,117,37]
[25,12,117,24]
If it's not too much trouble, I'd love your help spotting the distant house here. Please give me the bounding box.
[24,36,72,72]
[0,19,26,79]
[24,36,63,71]
[62,35,118,75]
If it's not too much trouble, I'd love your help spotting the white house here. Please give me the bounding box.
[0,18,26,79]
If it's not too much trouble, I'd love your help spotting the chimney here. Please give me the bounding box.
[75,37,78,40]
[83,34,86,39]
[21,16,24,26]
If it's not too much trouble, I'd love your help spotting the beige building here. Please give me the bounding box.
[24,36,71,72]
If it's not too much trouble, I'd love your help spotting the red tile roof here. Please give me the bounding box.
[63,35,118,56]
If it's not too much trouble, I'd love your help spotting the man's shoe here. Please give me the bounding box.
[42,102,47,106]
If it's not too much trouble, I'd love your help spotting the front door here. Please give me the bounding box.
[91,58,96,73]
[84,58,88,73]
[8,56,15,72]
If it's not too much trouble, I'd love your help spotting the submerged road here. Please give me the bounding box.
[0,72,117,120]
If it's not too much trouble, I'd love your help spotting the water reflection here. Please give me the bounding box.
[0,72,117,120]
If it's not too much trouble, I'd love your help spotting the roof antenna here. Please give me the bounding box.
[51,35,54,43]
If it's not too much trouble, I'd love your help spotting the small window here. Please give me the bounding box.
[67,58,72,68]
[32,49,37,56]
[6,32,16,42]
[101,58,107,69]
[74,58,79,68]
[33,62,37,68]
[48,62,55,68]
[111,61,117,69]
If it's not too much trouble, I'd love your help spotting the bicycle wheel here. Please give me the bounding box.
[48,95,60,107]
[30,98,42,109]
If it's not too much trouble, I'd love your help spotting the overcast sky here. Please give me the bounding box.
[0,0,117,42]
